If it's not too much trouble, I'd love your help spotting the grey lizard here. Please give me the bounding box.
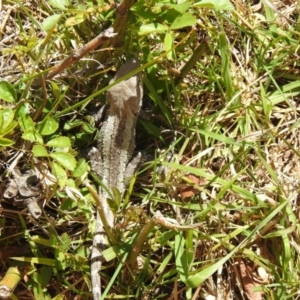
[88,58,143,300]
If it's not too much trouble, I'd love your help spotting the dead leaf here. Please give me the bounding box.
[238,257,264,300]
[180,174,205,200]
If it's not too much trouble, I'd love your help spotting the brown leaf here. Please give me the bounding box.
[180,175,205,200]
[238,258,264,300]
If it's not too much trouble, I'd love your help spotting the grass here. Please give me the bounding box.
[0,0,300,299]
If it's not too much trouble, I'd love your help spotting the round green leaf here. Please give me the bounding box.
[50,152,76,171]
[46,136,71,148]
[32,145,49,157]
[39,118,59,136]
[19,115,35,132]
[0,81,16,103]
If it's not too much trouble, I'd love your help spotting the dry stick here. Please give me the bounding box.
[153,211,204,231]
[126,211,203,274]
[126,218,156,271]
[0,7,14,40]
[45,27,117,81]
[33,74,47,121]
[0,267,22,299]
[85,0,136,78]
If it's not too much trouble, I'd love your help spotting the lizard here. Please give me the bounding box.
[88,58,143,300]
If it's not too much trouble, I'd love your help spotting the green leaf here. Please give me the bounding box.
[10,256,56,266]
[175,233,189,282]
[0,81,16,103]
[32,145,49,157]
[50,152,76,171]
[139,23,169,35]
[42,14,62,31]
[39,118,59,135]
[51,162,68,187]
[197,129,241,146]
[193,0,234,11]
[164,32,174,60]
[31,236,53,247]
[0,108,14,129]
[19,114,35,132]
[39,266,53,286]
[170,12,196,29]
[64,120,86,130]
[48,0,69,9]
[219,32,233,99]
[59,232,71,251]
[107,187,121,213]
[111,187,122,208]
[52,295,64,300]
[22,131,44,144]
[168,2,192,14]
[0,108,16,136]
[0,137,14,146]
[72,158,89,177]
[16,102,30,117]
[0,121,17,137]
[46,136,71,148]
[65,13,87,26]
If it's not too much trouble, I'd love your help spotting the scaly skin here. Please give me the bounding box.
[89,58,143,300]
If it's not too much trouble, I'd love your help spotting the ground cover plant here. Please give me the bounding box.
[0,0,300,299]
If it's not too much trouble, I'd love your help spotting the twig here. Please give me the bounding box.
[0,267,22,299]
[126,218,156,270]
[153,211,204,231]
[45,27,117,81]
[86,0,136,77]
[33,74,47,121]
[126,210,203,276]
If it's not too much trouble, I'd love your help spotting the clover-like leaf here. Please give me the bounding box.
[22,131,44,144]
[0,81,16,103]
[46,136,71,148]
[19,115,35,132]
[50,152,76,171]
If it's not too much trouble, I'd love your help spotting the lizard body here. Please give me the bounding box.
[89,58,143,300]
